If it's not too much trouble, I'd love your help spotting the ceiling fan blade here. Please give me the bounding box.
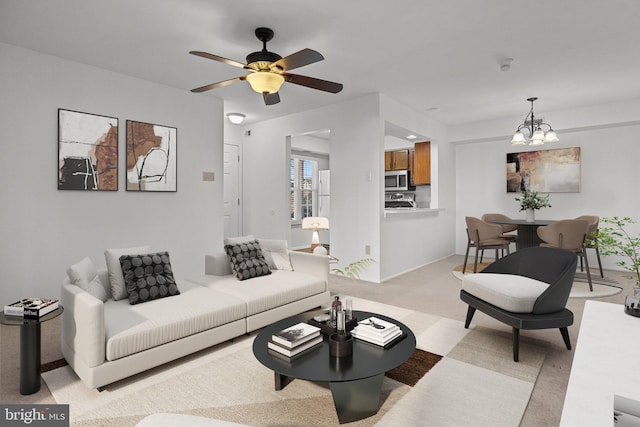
[283,73,343,93]
[263,92,280,105]
[189,51,247,69]
[191,76,246,93]
[271,48,324,71]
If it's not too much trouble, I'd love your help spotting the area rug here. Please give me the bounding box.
[452,266,622,299]
[42,297,547,427]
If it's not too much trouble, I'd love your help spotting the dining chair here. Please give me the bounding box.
[537,219,593,291]
[574,215,604,278]
[481,213,517,261]
[463,216,511,273]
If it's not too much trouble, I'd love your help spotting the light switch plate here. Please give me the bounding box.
[202,172,215,182]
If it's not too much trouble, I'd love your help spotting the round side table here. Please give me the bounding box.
[0,306,63,395]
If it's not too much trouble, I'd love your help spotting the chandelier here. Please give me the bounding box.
[510,97,559,146]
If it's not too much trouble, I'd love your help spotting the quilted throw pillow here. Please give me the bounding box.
[225,240,272,281]
[119,251,180,305]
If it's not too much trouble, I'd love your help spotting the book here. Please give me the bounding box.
[3,298,59,318]
[267,335,323,357]
[354,331,408,350]
[271,322,321,349]
[354,317,400,338]
[352,327,403,346]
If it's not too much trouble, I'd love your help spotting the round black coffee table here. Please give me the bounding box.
[0,306,63,395]
[253,310,416,424]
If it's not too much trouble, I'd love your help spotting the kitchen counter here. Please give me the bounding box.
[383,207,444,217]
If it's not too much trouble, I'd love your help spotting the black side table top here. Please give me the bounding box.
[0,306,64,326]
[253,310,416,383]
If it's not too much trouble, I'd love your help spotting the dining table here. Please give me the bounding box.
[493,218,556,250]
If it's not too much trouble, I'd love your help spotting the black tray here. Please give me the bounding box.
[308,316,358,335]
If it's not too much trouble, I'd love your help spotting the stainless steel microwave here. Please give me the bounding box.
[385,170,415,192]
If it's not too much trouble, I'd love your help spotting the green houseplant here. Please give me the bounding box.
[332,258,375,280]
[593,216,640,291]
[514,191,551,222]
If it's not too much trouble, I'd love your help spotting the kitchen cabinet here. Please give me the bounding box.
[384,149,410,171]
[413,141,431,184]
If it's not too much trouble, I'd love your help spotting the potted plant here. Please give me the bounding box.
[593,216,640,291]
[332,258,375,280]
[514,191,551,222]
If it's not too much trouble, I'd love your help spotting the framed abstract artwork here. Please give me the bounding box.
[58,109,119,191]
[126,120,177,192]
[507,147,581,193]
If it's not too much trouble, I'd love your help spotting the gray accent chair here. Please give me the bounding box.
[460,246,578,362]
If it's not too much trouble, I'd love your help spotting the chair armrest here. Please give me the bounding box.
[61,280,106,368]
[289,251,329,288]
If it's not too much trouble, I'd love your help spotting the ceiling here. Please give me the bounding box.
[2,0,640,127]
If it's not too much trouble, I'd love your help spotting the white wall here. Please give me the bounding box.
[0,43,225,305]
[453,98,640,270]
[237,93,457,282]
[379,95,456,280]
[237,94,385,281]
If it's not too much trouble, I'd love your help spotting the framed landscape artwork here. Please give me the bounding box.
[126,120,177,192]
[506,147,581,193]
[58,109,118,191]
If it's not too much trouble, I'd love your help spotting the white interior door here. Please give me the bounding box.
[224,143,241,238]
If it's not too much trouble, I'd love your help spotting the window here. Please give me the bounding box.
[290,157,317,222]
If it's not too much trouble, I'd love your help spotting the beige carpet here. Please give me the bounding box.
[42,297,548,427]
[452,266,622,299]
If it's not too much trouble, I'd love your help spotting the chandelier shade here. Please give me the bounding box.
[511,97,559,146]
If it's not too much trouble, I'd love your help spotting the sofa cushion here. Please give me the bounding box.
[105,245,151,300]
[66,256,110,302]
[258,239,293,271]
[103,280,246,361]
[119,251,180,305]
[462,273,550,313]
[225,240,271,281]
[192,270,326,317]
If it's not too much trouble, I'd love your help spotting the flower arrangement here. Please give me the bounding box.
[515,191,551,211]
[593,216,640,288]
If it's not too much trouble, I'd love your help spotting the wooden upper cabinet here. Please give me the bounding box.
[413,141,431,184]
[384,151,393,171]
[393,149,409,170]
[384,149,410,171]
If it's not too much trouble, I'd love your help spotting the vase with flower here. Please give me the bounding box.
[515,191,551,222]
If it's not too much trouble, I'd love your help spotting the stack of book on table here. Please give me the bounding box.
[268,322,323,357]
[3,298,59,319]
[351,316,404,347]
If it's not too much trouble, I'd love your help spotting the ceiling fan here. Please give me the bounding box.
[190,27,343,105]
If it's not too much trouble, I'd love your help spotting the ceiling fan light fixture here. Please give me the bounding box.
[246,72,285,94]
[226,113,246,125]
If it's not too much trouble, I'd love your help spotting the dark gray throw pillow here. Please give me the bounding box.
[119,251,180,305]
[225,240,272,281]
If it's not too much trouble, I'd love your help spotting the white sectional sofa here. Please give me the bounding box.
[61,244,330,390]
